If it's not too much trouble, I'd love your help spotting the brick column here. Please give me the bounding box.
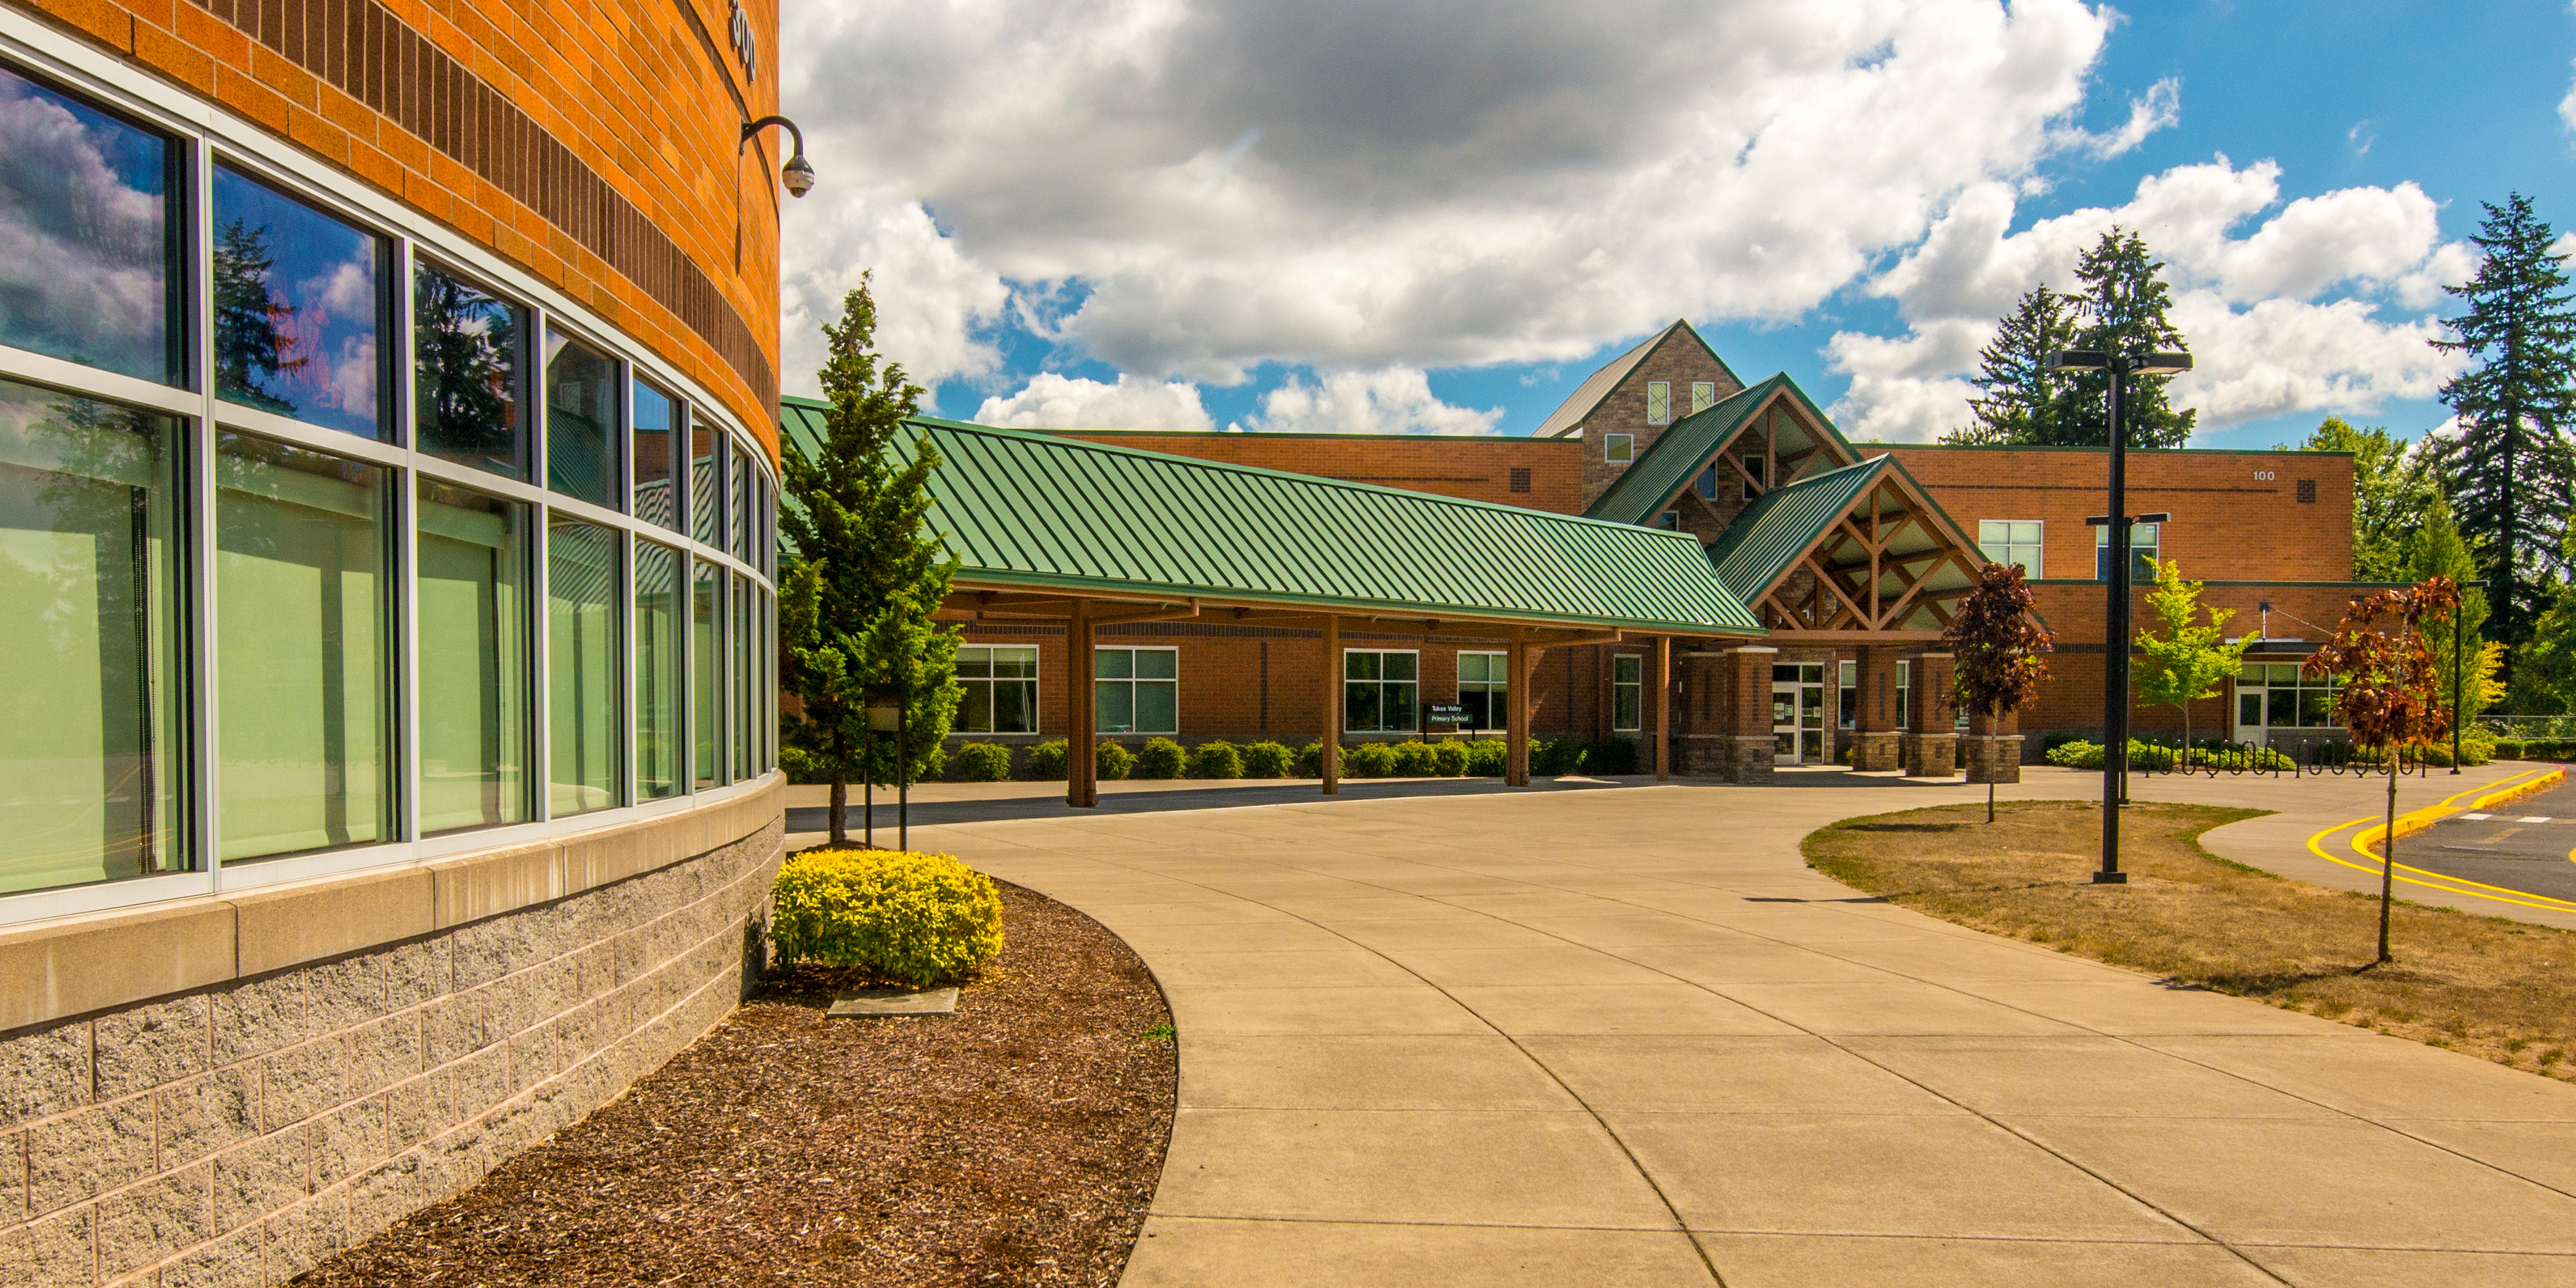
[1965,706,2023,784]
[1721,645,1779,783]
[1905,650,1958,778]
[1853,644,1902,772]
[1678,651,1726,775]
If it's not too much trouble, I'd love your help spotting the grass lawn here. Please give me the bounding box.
[1805,798,2576,1083]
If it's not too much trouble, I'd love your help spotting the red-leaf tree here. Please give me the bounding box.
[1945,562,2054,822]
[2305,577,2462,963]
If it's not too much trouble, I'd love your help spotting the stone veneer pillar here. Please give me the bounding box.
[1965,707,2024,783]
[1905,651,1959,778]
[1853,645,1902,772]
[1721,645,1780,783]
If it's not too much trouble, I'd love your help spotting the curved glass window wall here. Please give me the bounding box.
[0,52,779,920]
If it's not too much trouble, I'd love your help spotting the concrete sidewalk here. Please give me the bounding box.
[867,764,2576,1286]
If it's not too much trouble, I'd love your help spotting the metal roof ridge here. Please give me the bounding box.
[902,412,1719,545]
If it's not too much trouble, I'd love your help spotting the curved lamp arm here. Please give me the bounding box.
[740,115,816,197]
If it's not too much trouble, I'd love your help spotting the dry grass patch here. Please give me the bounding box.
[1805,799,2576,1082]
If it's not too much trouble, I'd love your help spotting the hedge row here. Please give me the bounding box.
[927,735,1645,781]
[2496,738,2576,762]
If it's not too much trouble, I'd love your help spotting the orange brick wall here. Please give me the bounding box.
[9,0,785,457]
[1052,432,1588,514]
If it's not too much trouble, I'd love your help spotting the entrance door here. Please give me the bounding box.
[1772,664,1827,764]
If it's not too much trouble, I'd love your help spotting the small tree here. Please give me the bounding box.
[779,277,964,846]
[2406,498,2499,745]
[2306,577,2462,963]
[1945,562,2053,821]
[2133,558,2251,757]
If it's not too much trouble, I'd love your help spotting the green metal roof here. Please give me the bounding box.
[779,397,1764,635]
[1584,373,1865,526]
[1706,456,1891,603]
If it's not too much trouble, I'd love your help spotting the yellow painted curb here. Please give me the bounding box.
[2304,768,2576,916]
[2355,767,2569,853]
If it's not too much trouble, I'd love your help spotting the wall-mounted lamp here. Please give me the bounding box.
[740,115,816,198]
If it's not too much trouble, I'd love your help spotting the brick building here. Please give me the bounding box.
[0,0,789,1279]
[832,318,2367,779]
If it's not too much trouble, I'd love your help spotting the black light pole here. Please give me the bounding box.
[2453,580,2488,774]
[2051,346,2192,885]
[865,690,901,848]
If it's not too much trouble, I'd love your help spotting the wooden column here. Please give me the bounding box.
[1067,599,1096,808]
[1505,628,1529,787]
[1653,634,1672,781]
[1321,615,1340,795]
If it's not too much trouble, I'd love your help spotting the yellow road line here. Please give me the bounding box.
[2302,768,2576,916]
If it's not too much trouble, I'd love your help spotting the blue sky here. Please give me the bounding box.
[781,1,2576,449]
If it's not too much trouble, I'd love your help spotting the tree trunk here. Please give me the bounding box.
[2378,762,2397,965]
[828,726,849,848]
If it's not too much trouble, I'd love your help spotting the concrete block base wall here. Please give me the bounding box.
[1965,735,2024,784]
[0,787,784,1287]
[1905,733,1960,778]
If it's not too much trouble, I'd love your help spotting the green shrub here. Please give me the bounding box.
[1028,740,1069,780]
[1096,742,1134,781]
[1242,740,1295,778]
[1191,740,1245,779]
[1463,739,1508,776]
[1431,741,1469,776]
[1296,741,1325,777]
[1389,740,1437,776]
[1533,738,1587,776]
[1342,742,1393,777]
[781,745,825,785]
[770,848,1005,987]
[949,742,1013,782]
[2043,739,2186,771]
[1133,737,1187,779]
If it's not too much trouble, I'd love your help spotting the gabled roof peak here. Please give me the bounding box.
[1531,319,1744,440]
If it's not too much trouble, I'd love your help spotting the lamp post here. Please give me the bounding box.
[2050,346,2192,884]
[2453,579,2488,774]
[865,689,901,849]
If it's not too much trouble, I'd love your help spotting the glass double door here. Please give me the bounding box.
[1772,664,1827,764]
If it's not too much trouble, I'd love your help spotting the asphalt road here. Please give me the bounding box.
[2406,779,2576,903]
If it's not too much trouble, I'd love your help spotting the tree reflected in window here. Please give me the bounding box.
[414,263,523,478]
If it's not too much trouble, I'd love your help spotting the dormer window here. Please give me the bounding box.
[1646,382,1671,425]
[1691,382,1716,414]
[1605,433,1634,465]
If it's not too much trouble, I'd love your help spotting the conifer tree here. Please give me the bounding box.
[2057,227,2196,448]
[1946,285,2077,445]
[779,276,963,846]
[2429,193,2576,670]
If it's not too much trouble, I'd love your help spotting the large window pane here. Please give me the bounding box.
[545,331,618,507]
[211,166,387,438]
[692,559,721,787]
[0,378,187,893]
[0,65,180,383]
[632,381,679,533]
[734,572,753,780]
[547,517,621,815]
[215,432,392,860]
[416,479,531,834]
[635,541,682,799]
[414,262,524,478]
[690,422,721,547]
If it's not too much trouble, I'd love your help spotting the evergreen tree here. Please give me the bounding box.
[210,220,303,415]
[2430,192,2576,671]
[779,276,963,847]
[2054,227,2196,448]
[1946,285,2078,446]
[2291,417,2442,582]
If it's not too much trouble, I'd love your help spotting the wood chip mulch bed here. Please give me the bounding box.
[297,880,1177,1287]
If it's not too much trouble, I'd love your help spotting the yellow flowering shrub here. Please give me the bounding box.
[770,848,1005,986]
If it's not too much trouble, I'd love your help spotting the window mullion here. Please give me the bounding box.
[190,129,222,891]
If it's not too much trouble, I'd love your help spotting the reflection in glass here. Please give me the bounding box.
[414,262,524,478]
[548,516,621,816]
[692,559,721,787]
[635,541,682,799]
[216,432,393,860]
[731,446,751,561]
[632,380,679,532]
[0,65,179,382]
[416,478,530,834]
[690,422,721,546]
[734,572,752,780]
[545,330,618,507]
[0,378,187,893]
[212,166,385,437]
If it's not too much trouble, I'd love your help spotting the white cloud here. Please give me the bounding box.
[781,0,2143,384]
[1831,157,2470,441]
[2055,77,2181,159]
[973,372,1212,431]
[1232,367,1503,435]
[2560,58,2576,135]
[0,80,168,372]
